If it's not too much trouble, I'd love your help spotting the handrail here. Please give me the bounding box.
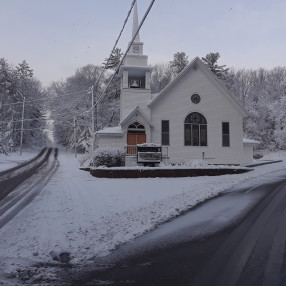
[124,145,168,157]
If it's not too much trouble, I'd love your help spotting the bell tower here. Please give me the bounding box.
[119,0,152,121]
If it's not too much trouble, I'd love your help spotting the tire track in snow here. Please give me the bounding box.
[0,148,59,229]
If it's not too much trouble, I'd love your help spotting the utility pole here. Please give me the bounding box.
[0,83,5,134]
[74,116,77,158]
[96,99,99,132]
[19,97,25,156]
[91,86,95,158]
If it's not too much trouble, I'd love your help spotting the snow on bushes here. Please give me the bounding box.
[90,147,125,167]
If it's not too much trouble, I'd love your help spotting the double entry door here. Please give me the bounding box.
[127,134,146,155]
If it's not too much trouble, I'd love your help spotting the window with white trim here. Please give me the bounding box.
[184,112,207,146]
[161,120,169,145]
[222,122,230,147]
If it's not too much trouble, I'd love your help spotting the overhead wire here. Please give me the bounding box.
[1,118,46,124]
[1,127,51,131]
[0,88,91,106]
[89,0,137,94]
[38,0,156,133]
[2,0,141,116]
[0,94,89,130]
[1,0,155,137]
[92,0,156,109]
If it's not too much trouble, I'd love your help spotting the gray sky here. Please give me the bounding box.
[1,0,285,86]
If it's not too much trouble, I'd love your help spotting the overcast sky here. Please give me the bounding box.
[1,0,285,86]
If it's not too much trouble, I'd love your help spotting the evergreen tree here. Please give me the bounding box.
[0,58,46,150]
[103,48,123,70]
[202,52,229,79]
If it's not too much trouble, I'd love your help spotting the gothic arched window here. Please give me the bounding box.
[184,112,207,146]
[127,122,145,134]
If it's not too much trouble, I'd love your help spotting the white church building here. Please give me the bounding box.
[96,1,257,166]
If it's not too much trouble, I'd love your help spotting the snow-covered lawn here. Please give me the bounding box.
[0,150,285,281]
[0,151,38,172]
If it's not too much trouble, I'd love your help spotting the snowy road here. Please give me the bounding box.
[70,170,286,286]
[0,151,285,285]
[0,148,53,200]
[0,148,59,229]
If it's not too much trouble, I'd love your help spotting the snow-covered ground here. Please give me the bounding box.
[0,150,286,283]
[0,151,38,172]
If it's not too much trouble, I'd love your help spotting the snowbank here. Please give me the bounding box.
[0,151,285,281]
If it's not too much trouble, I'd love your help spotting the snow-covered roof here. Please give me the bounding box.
[243,138,260,145]
[96,126,124,136]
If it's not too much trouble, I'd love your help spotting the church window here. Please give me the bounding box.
[222,122,230,147]
[161,120,169,146]
[127,122,145,134]
[191,94,201,104]
[184,113,207,146]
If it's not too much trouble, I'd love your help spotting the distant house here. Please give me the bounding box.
[96,1,255,166]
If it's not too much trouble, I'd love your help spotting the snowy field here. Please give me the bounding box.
[0,150,286,283]
[0,151,38,172]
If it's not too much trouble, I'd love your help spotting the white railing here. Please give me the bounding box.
[125,145,168,158]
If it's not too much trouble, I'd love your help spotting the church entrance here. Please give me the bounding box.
[127,122,146,154]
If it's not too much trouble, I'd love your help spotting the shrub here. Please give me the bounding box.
[90,147,125,167]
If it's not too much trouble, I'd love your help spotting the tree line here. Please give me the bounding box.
[151,52,286,151]
[0,58,47,153]
[1,51,285,153]
[47,64,120,153]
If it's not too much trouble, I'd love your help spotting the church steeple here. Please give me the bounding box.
[119,0,153,121]
[132,0,140,42]
[128,0,144,55]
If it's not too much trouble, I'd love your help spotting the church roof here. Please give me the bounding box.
[120,106,153,127]
[148,57,249,117]
[96,126,124,136]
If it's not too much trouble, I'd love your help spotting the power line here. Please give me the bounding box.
[1,88,91,107]
[1,118,46,124]
[90,0,136,92]
[93,0,156,109]
[1,127,50,131]
[1,97,47,106]
[1,1,156,145]
[44,0,155,142]
[2,1,137,119]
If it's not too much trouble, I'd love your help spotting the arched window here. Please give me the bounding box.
[184,112,207,146]
[127,122,145,134]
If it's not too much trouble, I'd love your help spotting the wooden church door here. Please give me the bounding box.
[127,122,146,154]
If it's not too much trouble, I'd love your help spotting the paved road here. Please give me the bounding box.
[70,170,286,286]
[0,147,50,200]
[0,148,59,229]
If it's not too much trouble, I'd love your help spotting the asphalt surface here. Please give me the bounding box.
[0,148,50,200]
[69,170,286,286]
[0,148,59,229]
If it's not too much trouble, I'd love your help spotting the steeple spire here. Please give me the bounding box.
[132,0,140,42]
[127,0,144,55]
